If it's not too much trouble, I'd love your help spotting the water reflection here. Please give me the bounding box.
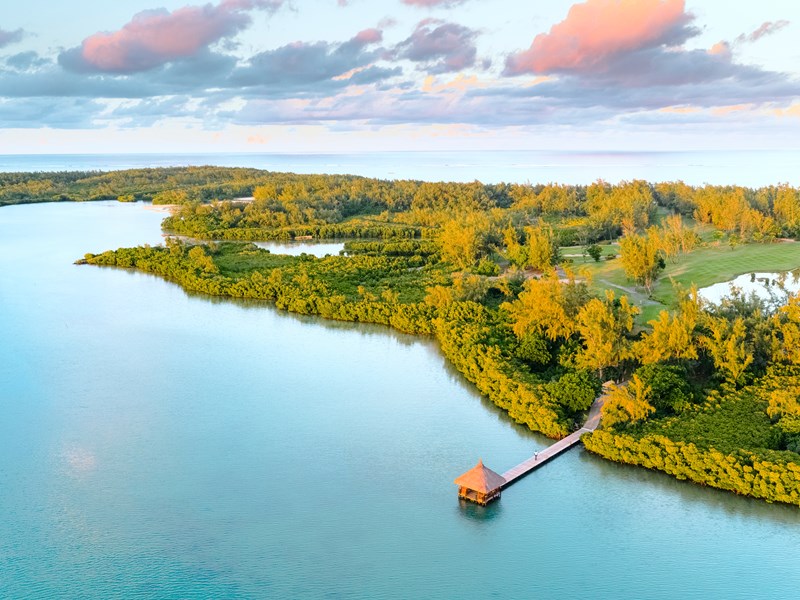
[61,445,98,479]
[113,266,559,444]
[253,240,345,257]
[457,498,504,523]
[181,285,423,346]
[578,451,800,526]
[699,269,800,305]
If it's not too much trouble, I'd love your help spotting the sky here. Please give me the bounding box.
[0,0,798,153]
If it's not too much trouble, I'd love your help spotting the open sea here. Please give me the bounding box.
[1,150,799,186]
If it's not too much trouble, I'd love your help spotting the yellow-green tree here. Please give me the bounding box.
[424,273,490,308]
[537,184,581,215]
[773,184,800,235]
[524,224,558,270]
[693,186,752,233]
[502,269,590,341]
[772,293,800,364]
[654,181,695,213]
[619,231,664,293]
[503,224,558,270]
[187,245,219,274]
[658,214,698,260]
[700,316,752,383]
[766,386,800,420]
[741,208,779,241]
[634,288,700,363]
[576,290,638,378]
[503,225,527,267]
[438,212,492,269]
[600,375,655,428]
[587,179,654,239]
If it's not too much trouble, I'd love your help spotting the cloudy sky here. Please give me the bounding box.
[0,0,798,153]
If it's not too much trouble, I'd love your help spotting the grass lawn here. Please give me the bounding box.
[576,240,800,325]
[560,242,620,261]
[637,303,667,325]
[652,241,800,304]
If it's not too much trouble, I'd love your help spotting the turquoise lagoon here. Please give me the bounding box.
[1,200,799,599]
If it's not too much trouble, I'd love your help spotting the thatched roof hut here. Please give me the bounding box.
[454,459,505,505]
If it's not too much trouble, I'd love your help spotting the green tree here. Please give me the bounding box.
[585,244,603,262]
[546,370,600,413]
[634,364,694,414]
[515,332,551,367]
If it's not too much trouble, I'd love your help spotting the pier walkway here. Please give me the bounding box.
[500,392,605,487]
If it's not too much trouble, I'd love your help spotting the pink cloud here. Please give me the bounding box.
[354,28,383,45]
[505,0,694,76]
[62,0,283,73]
[708,41,731,60]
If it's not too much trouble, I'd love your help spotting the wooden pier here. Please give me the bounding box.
[455,388,609,504]
[501,394,604,486]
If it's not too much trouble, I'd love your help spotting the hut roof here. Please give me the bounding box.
[454,459,505,493]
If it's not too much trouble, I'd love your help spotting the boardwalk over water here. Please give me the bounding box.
[500,392,606,487]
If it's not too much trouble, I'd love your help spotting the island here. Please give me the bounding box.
[6,166,791,506]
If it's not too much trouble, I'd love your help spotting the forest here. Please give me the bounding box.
[24,164,797,505]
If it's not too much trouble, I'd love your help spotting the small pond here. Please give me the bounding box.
[699,270,800,304]
[253,240,345,257]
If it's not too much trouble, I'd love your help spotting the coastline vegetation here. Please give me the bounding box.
[21,165,799,506]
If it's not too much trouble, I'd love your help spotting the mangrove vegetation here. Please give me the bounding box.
[44,165,800,506]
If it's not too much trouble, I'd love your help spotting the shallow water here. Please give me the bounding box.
[1,201,799,599]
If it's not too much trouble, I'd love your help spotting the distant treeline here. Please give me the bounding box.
[164,177,800,243]
[0,167,265,205]
[4,167,800,242]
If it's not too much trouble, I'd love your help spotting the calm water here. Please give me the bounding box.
[254,241,345,257]
[1,201,800,599]
[2,150,800,186]
[700,270,800,305]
